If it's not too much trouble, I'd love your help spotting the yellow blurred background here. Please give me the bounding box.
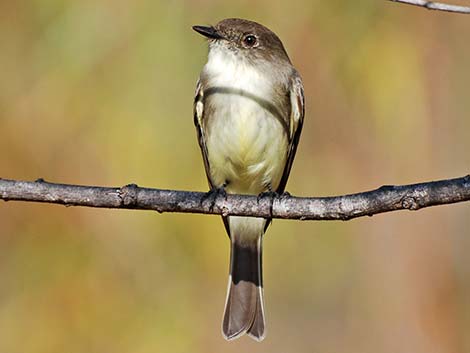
[1,1,469,352]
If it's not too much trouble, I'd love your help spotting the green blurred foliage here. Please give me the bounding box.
[1,1,469,352]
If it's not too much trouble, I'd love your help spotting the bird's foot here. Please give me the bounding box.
[257,190,278,203]
[201,187,227,212]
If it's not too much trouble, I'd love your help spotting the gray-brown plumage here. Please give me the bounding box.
[193,18,304,341]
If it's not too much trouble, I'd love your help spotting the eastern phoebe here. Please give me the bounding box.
[193,18,304,341]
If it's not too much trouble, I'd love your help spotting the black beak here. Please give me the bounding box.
[192,25,224,40]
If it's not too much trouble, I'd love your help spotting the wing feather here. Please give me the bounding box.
[193,79,215,189]
[277,72,305,193]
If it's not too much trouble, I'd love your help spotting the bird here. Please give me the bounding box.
[192,18,304,341]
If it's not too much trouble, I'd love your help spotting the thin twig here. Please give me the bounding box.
[389,0,470,14]
[1,176,469,221]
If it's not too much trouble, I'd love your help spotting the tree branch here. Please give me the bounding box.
[389,0,470,14]
[1,176,469,221]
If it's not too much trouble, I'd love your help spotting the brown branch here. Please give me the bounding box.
[1,176,469,221]
[389,0,470,14]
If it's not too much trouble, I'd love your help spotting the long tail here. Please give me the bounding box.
[222,217,266,341]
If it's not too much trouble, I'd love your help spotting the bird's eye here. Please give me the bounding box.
[242,34,258,47]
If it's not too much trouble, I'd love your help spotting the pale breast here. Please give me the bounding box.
[200,48,290,194]
[204,92,288,195]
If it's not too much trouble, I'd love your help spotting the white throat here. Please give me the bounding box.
[203,45,273,98]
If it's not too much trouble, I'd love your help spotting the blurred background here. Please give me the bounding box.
[1,1,469,352]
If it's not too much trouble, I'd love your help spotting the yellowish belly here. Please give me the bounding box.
[205,95,288,195]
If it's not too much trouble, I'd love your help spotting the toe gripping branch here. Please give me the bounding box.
[201,187,227,213]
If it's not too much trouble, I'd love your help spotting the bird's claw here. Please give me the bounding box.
[202,187,227,212]
[257,191,278,203]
